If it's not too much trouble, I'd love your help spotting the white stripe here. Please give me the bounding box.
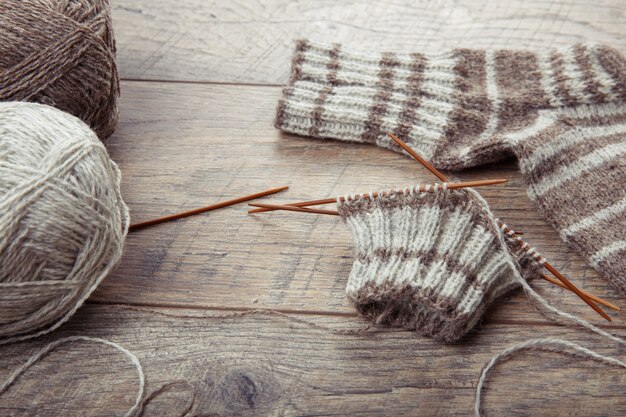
[561,197,626,238]
[504,113,554,146]
[562,47,588,102]
[538,50,562,107]
[521,123,626,173]
[529,142,626,198]
[587,44,618,101]
[590,240,626,267]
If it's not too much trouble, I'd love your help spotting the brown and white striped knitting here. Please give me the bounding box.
[277,40,626,292]
[337,184,542,342]
[512,103,626,293]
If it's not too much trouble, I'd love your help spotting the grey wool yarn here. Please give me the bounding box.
[0,0,120,139]
[0,102,129,344]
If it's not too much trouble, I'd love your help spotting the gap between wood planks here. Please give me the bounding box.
[85,300,626,330]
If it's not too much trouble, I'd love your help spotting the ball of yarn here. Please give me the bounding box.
[0,0,119,139]
[0,102,128,343]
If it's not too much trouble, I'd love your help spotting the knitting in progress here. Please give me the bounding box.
[0,102,128,345]
[276,40,626,292]
[337,184,542,342]
[335,181,625,344]
[0,0,119,139]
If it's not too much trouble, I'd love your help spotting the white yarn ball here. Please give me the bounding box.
[0,102,128,344]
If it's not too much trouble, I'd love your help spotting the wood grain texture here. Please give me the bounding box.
[2,1,625,416]
[1,305,625,416]
[111,0,626,84]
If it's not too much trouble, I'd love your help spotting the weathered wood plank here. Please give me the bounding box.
[1,305,624,416]
[95,80,624,327]
[111,0,626,84]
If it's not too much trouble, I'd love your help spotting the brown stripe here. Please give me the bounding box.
[574,44,607,103]
[308,43,341,137]
[347,266,522,342]
[355,246,501,290]
[524,130,625,179]
[592,250,626,293]
[494,50,544,132]
[596,45,626,100]
[566,215,625,258]
[550,51,579,106]
[361,52,399,143]
[338,187,500,239]
[276,40,311,129]
[512,119,568,157]
[560,107,626,127]
[347,280,473,342]
[440,49,489,150]
[288,39,310,84]
[391,53,426,143]
[528,153,626,227]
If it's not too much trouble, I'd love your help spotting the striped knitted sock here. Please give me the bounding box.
[277,40,626,292]
[277,40,625,169]
[337,185,542,343]
[511,103,626,293]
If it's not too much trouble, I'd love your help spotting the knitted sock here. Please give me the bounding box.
[277,41,626,292]
[511,103,626,293]
[277,40,625,169]
[336,184,542,343]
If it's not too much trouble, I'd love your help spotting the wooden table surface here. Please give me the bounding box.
[2,1,625,416]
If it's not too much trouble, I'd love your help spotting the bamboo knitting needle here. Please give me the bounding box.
[249,203,340,215]
[250,206,617,314]
[129,186,289,231]
[386,132,612,322]
[248,179,508,214]
[542,275,620,311]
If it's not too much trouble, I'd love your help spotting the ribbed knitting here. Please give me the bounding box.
[277,40,626,292]
[277,40,625,167]
[337,185,541,342]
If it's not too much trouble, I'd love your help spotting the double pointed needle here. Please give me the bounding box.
[248,179,508,214]
[542,275,620,311]
[129,186,289,231]
[386,132,614,321]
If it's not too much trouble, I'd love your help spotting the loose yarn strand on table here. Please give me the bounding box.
[475,338,626,416]
[0,336,145,417]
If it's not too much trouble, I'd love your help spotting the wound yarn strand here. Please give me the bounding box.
[0,102,129,345]
[0,0,120,139]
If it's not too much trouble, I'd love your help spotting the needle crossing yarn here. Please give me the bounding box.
[337,183,624,345]
[0,0,120,139]
[0,102,129,344]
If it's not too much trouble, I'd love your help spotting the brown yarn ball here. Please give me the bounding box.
[0,0,120,139]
